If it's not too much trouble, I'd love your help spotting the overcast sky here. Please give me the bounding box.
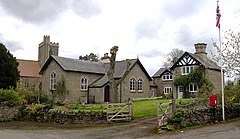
[0,0,239,76]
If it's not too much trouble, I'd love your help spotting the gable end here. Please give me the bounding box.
[170,52,202,70]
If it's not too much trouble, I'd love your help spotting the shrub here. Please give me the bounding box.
[0,89,22,105]
[17,88,49,104]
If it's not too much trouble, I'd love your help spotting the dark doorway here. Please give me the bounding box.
[104,85,110,102]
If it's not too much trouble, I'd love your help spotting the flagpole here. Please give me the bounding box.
[219,25,225,121]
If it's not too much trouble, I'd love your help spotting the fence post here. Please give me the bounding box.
[106,102,109,122]
[157,102,160,127]
[169,100,173,117]
[129,99,133,120]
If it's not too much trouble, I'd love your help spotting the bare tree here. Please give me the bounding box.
[211,29,240,77]
[163,48,184,67]
[107,46,131,103]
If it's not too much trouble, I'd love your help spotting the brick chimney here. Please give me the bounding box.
[194,43,207,58]
[101,53,110,63]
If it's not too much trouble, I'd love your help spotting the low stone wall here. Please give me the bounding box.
[17,105,107,124]
[168,104,240,129]
[0,105,20,119]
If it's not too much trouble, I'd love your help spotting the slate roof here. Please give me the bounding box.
[90,59,152,87]
[189,52,221,71]
[17,59,41,77]
[40,55,106,74]
[39,56,152,87]
[152,68,169,78]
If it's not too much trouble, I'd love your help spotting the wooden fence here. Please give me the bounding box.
[157,101,172,127]
[106,101,133,122]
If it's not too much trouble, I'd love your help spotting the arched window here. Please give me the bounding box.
[50,72,56,90]
[137,79,143,91]
[130,78,135,91]
[80,77,88,90]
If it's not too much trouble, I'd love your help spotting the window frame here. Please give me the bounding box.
[50,72,57,90]
[137,78,143,92]
[162,74,173,80]
[164,87,172,94]
[189,83,198,92]
[80,77,88,91]
[181,66,194,75]
[130,78,135,92]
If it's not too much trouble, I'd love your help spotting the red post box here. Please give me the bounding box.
[209,93,218,107]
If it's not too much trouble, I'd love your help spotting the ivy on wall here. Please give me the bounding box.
[173,66,214,98]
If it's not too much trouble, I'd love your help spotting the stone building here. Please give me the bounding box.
[18,35,153,103]
[153,43,222,99]
[17,35,58,90]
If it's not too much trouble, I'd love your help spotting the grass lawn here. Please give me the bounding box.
[52,98,194,119]
[133,99,170,118]
[133,98,194,119]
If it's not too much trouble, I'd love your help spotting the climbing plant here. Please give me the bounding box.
[173,66,214,99]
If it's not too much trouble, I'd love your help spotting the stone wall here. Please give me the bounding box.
[0,105,20,119]
[17,105,107,124]
[168,104,240,129]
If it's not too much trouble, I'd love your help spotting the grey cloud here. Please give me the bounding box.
[140,49,164,58]
[175,24,193,48]
[71,0,101,18]
[4,41,23,52]
[0,0,68,24]
[0,34,23,51]
[163,0,207,21]
[0,0,101,24]
[175,24,214,51]
[135,19,162,40]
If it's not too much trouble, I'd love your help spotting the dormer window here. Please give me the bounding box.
[181,66,194,75]
[162,74,173,80]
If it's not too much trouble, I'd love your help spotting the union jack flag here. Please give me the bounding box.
[216,1,221,28]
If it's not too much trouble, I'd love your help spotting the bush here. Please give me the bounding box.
[17,88,49,104]
[0,89,22,105]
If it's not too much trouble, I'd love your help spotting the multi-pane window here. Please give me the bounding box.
[130,78,135,91]
[189,83,198,92]
[164,87,172,94]
[181,66,194,75]
[162,74,173,80]
[80,77,88,90]
[137,79,143,91]
[178,86,184,93]
[50,72,56,90]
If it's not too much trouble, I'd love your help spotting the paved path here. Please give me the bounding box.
[1,118,240,139]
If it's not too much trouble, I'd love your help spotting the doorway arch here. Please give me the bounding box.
[104,85,110,102]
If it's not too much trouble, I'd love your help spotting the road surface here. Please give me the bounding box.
[0,118,240,139]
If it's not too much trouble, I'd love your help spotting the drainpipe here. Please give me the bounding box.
[87,86,89,104]
[120,83,122,103]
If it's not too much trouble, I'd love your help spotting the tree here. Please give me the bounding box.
[212,29,240,77]
[107,46,131,103]
[79,53,99,62]
[163,49,184,67]
[0,43,19,89]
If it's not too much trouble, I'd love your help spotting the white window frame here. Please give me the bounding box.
[164,87,172,94]
[137,79,143,92]
[189,83,198,92]
[80,77,88,91]
[50,72,57,90]
[181,66,194,75]
[162,74,173,80]
[178,86,184,93]
[130,78,135,91]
